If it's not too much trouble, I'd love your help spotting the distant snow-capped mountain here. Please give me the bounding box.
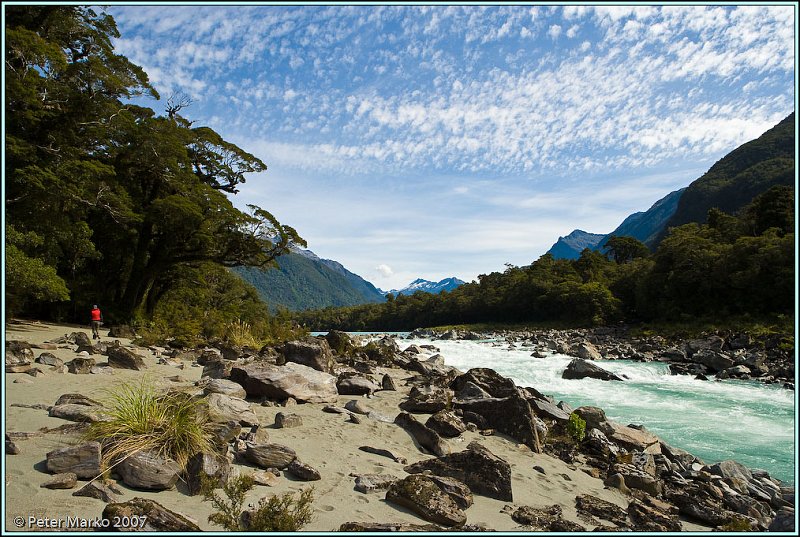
[380,277,466,297]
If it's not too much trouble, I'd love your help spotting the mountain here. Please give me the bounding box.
[233,248,385,312]
[545,230,606,260]
[659,113,794,241]
[547,112,794,259]
[381,277,466,296]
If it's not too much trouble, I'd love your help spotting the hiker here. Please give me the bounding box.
[90,304,103,340]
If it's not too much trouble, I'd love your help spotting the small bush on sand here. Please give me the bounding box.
[86,379,214,472]
[203,473,314,531]
[567,412,587,443]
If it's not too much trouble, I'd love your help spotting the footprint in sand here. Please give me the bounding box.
[356,496,370,504]
[317,505,335,512]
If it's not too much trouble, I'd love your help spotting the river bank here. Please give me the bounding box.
[4,320,795,532]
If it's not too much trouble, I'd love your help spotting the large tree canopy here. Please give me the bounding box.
[5,6,303,321]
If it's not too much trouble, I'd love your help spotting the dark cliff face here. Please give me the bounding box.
[658,113,794,244]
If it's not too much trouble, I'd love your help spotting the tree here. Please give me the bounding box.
[603,235,650,264]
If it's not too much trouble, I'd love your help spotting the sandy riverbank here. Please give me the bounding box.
[4,319,713,532]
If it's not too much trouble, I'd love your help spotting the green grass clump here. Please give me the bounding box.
[203,473,315,531]
[567,412,587,443]
[86,379,214,472]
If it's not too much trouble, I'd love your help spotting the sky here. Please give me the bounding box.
[104,2,796,291]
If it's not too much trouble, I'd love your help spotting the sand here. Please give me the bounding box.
[4,320,710,532]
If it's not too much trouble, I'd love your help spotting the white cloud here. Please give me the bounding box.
[548,24,562,39]
[375,264,394,277]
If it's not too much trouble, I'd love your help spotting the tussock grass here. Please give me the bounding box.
[224,318,260,348]
[86,378,215,472]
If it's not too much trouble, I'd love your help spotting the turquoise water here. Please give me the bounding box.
[402,337,796,485]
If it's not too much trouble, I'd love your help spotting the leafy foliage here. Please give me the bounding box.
[203,473,314,531]
[5,6,302,343]
[567,413,587,443]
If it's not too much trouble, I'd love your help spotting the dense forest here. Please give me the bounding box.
[295,185,794,332]
[5,6,305,345]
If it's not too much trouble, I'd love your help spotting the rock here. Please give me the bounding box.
[201,358,233,379]
[107,325,137,338]
[117,450,181,490]
[768,508,795,532]
[49,404,106,423]
[54,393,102,407]
[454,394,542,452]
[449,367,518,398]
[353,473,398,493]
[207,420,242,447]
[611,463,661,496]
[399,386,450,413]
[325,330,355,354]
[73,480,122,503]
[66,357,96,374]
[386,474,467,527]
[90,365,114,375]
[41,472,78,489]
[601,421,660,453]
[583,428,620,459]
[337,376,380,395]
[185,452,230,495]
[252,470,279,486]
[452,380,492,400]
[286,459,321,481]
[6,341,34,372]
[660,440,702,468]
[709,459,752,482]
[394,412,450,457]
[427,475,474,510]
[102,498,201,531]
[358,446,407,464]
[244,443,297,469]
[6,434,20,454]
[229,362,338,403]
[562,358,623,381]
[692,349,735,373]
[69,332,93,347]
[686,336,725,355]
[604,473,630,494]
[36,352,63,367]
[340,522,445,532]
[405,441,513,501]
[512,504,585,531]
[668,486,736,527]
[574,341,602,360]
[426,410,467,438]
[381,373,397,391]
[46,441,102,479]
[628,498,682,531]
[107,343,147,370]
[344,399,371,415]
[575,494,628,527]
[203,378,247,398]
[274,412,303,428]
[203,393,258,427]
[278,339,335,373]
[528,397,571,422]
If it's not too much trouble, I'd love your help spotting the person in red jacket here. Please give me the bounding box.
[90,305,103,340]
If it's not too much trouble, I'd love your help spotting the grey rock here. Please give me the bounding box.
[628,498,682,531]
[278,339,336,373]
[611,463,662,496]
[386,474,467,527]
[574,341,602,360]
[562,358,623,381]
[449,367,517,398]
[337,376,380,395]
[286,458,321,481]
[575,494,628,527]
[274,412,303,428]
[454,394,542,452]
[395,411,450,457]
[405,441,513,501]
[46,441,102,479]
[102,498,200,531]
[358,446,407,464]
[66,357,95,374]
[768,508,795,532]
[381,373,397,391]
[244,443,297,469]
[344,399,371,415]
[117,450,181,490]
[203,378,247,398]
[185,452,230,495]
[54,393,102,407]
[49,404,106,423]
[73,480,122,503]
[230,362,338,403]
[353,473,398,493]
[41,472,78,489]
[203,393,258,427]
[426,410,467,438]
[107,343,147,370]
[207,420,242,447]
[36,352,63,367]
[399,386,450,413]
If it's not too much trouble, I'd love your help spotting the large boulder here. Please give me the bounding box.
[399,386,450,413]
[601,421,661,453]
[278,339,335,374]
[562,358,623,381]
[203,378,247,399]
[325,330,355,354]
[336,375,380,396]
[574,341,602,361]
[692,349,735,373]
[46,442,102,479]
[454,394,541,452]
[106,343,147,370]
[385,474,467,527]
[449,368,517,398]
[49,404,106,423]
[426,410,467,438]
[230,362,338,403]
[185,452,230,495]
[117,450,181,490]
[102,498,201,531]
[66,356,96,374]
[405,441,513,501]
[528,397,571,422]
[203,393,259,427]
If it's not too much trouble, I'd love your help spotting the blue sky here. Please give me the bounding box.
[106,3,796,290]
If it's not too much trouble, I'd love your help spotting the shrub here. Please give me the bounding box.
[225,318,260,348]
[86,379,214,472]
[204,473,315,531]
[567,412,586,443]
